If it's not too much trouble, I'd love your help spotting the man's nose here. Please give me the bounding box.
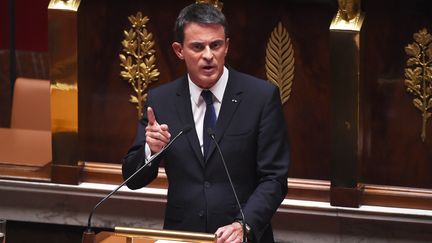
[202,46,213,60]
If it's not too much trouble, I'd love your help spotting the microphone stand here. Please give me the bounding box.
[82,127,191,243]
[207,129,248,243]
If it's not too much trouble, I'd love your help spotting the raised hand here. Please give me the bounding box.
[145,107,171,154]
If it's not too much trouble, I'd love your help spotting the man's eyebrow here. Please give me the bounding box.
[188,39,225,44]
[189,41,204,45]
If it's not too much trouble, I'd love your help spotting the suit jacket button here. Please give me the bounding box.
[204,181,211,188]
[198,210,205,217]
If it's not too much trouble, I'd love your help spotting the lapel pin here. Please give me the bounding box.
[231,99,238,103]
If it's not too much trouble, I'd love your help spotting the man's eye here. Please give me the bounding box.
[210,42,222,50]
[210,44,219,50]
[191,44,204,51]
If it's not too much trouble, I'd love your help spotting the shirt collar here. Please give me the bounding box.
[189,66,229,105]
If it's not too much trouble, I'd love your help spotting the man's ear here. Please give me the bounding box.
[225,38,230,56]
[172,42,184,60]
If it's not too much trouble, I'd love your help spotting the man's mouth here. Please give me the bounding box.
[202,65,215,73]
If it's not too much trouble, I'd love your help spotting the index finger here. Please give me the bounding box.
[147,107,156,125]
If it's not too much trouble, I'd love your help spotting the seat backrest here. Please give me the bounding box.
[11,77,51,130]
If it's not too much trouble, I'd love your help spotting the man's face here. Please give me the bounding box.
[172,22,229,89]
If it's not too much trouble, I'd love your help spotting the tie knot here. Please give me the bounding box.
[201,90,214,105]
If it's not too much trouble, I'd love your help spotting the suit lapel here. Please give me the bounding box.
[206,70,243,160]
[174,77,205,166]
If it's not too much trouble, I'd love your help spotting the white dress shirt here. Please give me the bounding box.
[188,66,228,154]
[145,66,229,157]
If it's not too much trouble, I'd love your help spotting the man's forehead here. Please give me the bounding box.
[183,22,225,34]
[187,39,225,44]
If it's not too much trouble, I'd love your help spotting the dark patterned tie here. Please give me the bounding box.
[201,90,216,159]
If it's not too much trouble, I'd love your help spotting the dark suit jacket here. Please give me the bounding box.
[122,68,290,242]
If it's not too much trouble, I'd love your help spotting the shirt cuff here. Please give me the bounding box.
[145,143,152,160]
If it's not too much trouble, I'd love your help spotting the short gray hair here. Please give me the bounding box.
[174,3,229,43]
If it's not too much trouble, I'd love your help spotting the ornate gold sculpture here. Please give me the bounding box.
[195,0,223,11]
[404,28,432,142]
[330,0,364,31]
[48,0,80,11]
[338,0,360,21]
[265,22,295,104]
[120,12,160,120]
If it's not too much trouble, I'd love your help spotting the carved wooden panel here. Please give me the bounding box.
[2,0,431,192]
[76,0,335,184]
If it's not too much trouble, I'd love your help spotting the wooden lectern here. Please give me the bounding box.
[94,227,216,243]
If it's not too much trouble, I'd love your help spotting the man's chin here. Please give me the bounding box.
[196,76,218,89]
[200,72,218,80]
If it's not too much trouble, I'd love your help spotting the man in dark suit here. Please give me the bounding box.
[122,3,290,243]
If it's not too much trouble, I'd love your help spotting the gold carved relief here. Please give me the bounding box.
[120,12,160,120]
[265,22,295,104]
[404,28,432,142]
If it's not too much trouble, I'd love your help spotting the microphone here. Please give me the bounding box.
[82,125,192,242]
[207,128,248,243]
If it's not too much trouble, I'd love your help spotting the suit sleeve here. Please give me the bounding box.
[122,101,161,190]
[242,86,290,241]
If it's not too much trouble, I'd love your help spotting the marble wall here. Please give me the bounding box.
[1,179,432,243]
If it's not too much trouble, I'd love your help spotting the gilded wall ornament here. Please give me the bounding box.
[404,28,432,142]
[48,0,80,11]
[337,0,360,22]
[195,0,223,11]
[120,12,160,120]
[265,22,295,104]
[330,0,364,31]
